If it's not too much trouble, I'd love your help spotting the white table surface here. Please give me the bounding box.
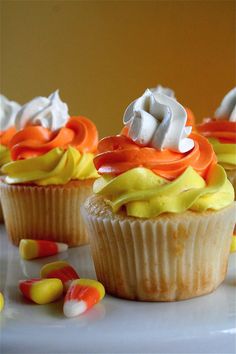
[0,224,236,354]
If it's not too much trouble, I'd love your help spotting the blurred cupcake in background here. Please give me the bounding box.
[0,95,21,222]
[197,87,236,193]
[0,90,99,246]
[82,89,235,301]
[151,84,196,129]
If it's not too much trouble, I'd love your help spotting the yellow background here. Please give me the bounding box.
[1,0,235,137]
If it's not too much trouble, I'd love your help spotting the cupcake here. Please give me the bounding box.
[0,90,99,246]
[82,89,236,301]
[197,87,236,192]
[0,95,21,222]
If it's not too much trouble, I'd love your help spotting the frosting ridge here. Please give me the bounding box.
[9,116,98,160]
[93,164,234,217]
[2,146,99,185]
[123,89,194,153]
[15,90,69,131]
[94,133,216,180]
[0,95,21,131]
[214,87,236,122]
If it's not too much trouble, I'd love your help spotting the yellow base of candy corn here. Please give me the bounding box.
[29,279,63,305]
[19,240,38,260]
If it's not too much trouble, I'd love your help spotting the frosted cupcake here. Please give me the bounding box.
[0,91,99,246]
[0,95,21,222]
[82,89,236,301]
[198,87,236,192]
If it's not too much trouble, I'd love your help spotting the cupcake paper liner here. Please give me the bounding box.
[82,196,236,301]
[0,180,94,246]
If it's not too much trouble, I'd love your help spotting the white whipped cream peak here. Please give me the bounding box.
[15,90,69,131]
[151,84,175,99]
[214,87,236,122]
[123,89,194,153]
[0,95,21,131]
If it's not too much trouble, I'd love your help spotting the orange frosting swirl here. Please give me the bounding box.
[8,116,98,161]
[94,132,216,180]
[197,120,236,144]
[0,127,17,147]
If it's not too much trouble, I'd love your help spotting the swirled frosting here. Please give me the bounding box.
[214,87,236,122]
[0,95,21,131]
[93,164,234,218]
[151,85,195,128]
[2,146,99,185]
[94,133,215,180]
[0,145,11,168]
[15,90,69,131]
[123,89,194,153]
[151,85,175,98]
[197,91,236,170]
[208,138,236,170]
[9,116,98,160]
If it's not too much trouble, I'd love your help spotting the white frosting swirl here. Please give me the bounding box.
[0,95,21,130]
[151,84,175,99]
[15,90,69,131]
[214,87,236,122]
[123,89,194,153]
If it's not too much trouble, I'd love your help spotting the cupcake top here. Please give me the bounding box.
[197,87,236,171]
[2,91,99,185]
[0,95,21,166]
[92,89,234,218]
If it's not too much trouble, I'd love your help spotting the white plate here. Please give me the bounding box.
[0,225,236,354]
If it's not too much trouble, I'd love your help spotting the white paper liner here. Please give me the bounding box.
[82,196,236,301]
[0,180,94,246]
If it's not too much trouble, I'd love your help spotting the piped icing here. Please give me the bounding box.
[15,90,69,131]
[94,133,215,180]
[197,88,236,170]
[0,95,21,167]
[9,116,98,160]
[123,89,194,153]
[151,85,175,98]
[0,95,21,131]
[214,87,236,122]
[3,146,99,185]
[93,89,234,218]
[94,164,233,218]
[150,85,195,128]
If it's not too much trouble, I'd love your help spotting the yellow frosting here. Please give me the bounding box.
[0,145,11,168]
[2,146,99,185]
[93,164,234,218]
[209,138,236,170]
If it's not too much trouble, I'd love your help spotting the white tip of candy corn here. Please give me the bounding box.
[56,243,68,253]
[63,300,87,318]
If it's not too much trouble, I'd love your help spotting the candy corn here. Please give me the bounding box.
[230,234,236,253]
[19,278,63,305]
[63,279,105,318]
[19,239,68,260]
[40,261,79,291]
[0,292,4,312]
